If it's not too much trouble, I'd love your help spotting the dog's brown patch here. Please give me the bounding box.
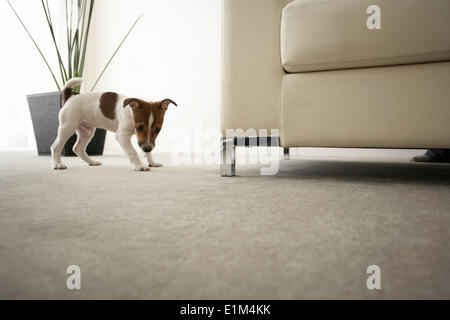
[100,92,118,120]
[62,87,73,105]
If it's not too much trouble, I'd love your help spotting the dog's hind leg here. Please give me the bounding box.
[51,122,78,170]
[73,124,102,166]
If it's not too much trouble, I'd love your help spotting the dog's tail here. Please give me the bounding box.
[62,78,83,105]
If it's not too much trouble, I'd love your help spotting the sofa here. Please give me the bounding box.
[220,0,450,176]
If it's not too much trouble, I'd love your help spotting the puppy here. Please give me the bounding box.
[51,78,177,171]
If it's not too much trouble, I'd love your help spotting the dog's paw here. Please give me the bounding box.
[89,161,102,166]
[148,162,163,167]
[53,163,67,170]
[135,164,150,171]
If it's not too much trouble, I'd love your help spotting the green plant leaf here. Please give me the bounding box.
[76,0,87,74]
[78,0,95,77]
[41,0,68,84]
[9,0,140,93]
[72,30,79,77]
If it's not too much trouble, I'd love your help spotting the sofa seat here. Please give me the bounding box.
[281,0,450,73]
[281,61,450,148]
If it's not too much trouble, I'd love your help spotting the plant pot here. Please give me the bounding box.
[27,91,106,156]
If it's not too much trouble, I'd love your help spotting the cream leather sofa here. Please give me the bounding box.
[220,0,450,176]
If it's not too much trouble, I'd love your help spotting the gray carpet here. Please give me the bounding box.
[0,151,449,299]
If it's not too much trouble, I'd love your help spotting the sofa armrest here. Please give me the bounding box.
[221,0,292,136]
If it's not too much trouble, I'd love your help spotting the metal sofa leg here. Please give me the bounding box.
[283,147,290,160]
[220,138,235,177]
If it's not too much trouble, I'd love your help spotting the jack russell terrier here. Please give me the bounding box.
[51,78,177,171]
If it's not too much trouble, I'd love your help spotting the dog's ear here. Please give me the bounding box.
[123,98,141,109]
[161,99,177,111]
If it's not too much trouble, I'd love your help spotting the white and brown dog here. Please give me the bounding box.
[51,78,177,171]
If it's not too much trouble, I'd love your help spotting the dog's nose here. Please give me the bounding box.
[142,146,153,153]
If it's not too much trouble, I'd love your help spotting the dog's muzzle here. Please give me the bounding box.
[141,144,153,153]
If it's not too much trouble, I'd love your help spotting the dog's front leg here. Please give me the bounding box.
[145,152,162,167]
[116,131,149,171]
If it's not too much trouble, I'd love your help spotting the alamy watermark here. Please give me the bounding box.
[366,5,381,30]
[168,125,282,175]
[66,265,81,290]
[65,264,381,291]
[366,265,381,290]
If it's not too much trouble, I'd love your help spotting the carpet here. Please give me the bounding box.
[0,151,449,299]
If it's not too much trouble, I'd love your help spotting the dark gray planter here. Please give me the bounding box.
[27,91,106,156]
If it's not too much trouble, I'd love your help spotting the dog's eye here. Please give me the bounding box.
[136,125,144,132]
[155,128,161,134]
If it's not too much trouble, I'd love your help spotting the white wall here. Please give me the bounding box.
[0,0,64,150]
[0,0,222,155]
[82,0,222,153]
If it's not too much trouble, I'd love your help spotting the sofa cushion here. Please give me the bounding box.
[281,0,450,73]
[281,61,450,148]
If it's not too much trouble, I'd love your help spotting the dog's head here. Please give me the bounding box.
[123,98,177,152]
